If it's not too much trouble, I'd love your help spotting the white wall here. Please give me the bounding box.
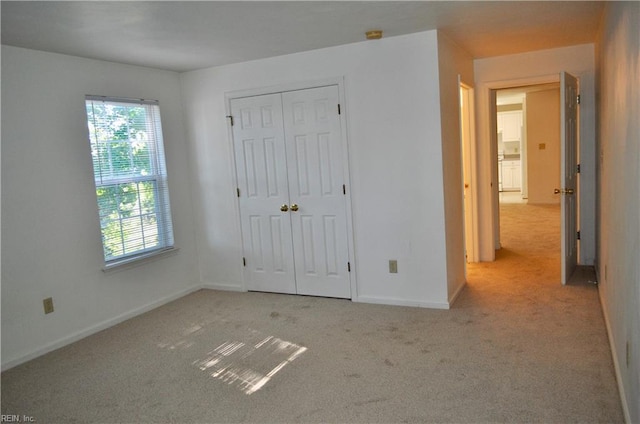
[1,46,200,369]
[474,44,596,263]
[595,2,640,422]
[180,31,453,308]
[526,89,561,204]
[436,32,474,302]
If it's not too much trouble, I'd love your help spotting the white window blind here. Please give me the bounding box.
[85,96,174,266]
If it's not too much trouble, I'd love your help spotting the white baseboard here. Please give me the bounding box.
[355,295,450,310]
[598,288,632,424]
[1,285,202,371]
[448,280,467,307]
[200,281,245,292]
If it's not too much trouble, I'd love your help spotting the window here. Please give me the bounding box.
[85,96,174,267]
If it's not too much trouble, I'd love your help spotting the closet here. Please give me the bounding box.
[231,85,351,298]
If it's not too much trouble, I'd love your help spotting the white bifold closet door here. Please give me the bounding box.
[232,85,351,299]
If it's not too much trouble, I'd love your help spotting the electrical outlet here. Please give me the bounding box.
[389,260,398,274]
[43,297,54,314]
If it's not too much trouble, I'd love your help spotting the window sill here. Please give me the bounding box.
[102,247,180,273]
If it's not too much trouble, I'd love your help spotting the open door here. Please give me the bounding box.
[559,71,579,284]
[459,82,476,263]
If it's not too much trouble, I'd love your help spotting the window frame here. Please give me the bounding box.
[85,95,175,269]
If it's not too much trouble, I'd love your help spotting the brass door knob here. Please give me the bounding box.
[280,204,289,212]
[554,188,575,195]
[290,204,299,212]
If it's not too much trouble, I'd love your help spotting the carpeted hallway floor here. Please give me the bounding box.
[1,201,624,423]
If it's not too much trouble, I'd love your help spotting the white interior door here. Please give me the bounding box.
[560,71,579,284]
[282,86,351,298]
[232,85,351,298]
[459,83,476,263]
[232,94,296,294]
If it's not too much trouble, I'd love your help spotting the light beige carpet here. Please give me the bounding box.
[1,202,624,423]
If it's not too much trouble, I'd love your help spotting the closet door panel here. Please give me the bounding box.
[232,94,296,294]
[283,86,351,299]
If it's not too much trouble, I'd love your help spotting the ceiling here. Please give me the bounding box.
[1,1,605,73]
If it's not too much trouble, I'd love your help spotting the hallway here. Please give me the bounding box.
[464,201,622,420]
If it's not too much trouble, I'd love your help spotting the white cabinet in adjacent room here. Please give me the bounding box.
[501,159,521,191]
[498,111,523,142]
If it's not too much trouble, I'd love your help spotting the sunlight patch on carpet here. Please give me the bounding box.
[193,333,307,395]
[157,322,208,350]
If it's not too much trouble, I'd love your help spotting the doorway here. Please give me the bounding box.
[493,83,562,258]
[473,70,581,287]
[230,84,352,299]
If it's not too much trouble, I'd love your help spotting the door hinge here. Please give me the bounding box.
[243,257,246,267]
[338,104,341,115]
[226,115,234,126]
[347,262,351,272]
[576,94,581,105]
[577,231,581,240]
[343,184,346,195]
[576,164,581,173]
[236,188,240,197]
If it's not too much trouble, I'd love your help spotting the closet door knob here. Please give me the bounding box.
[280,204,289,212]
[290,204,299,212]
